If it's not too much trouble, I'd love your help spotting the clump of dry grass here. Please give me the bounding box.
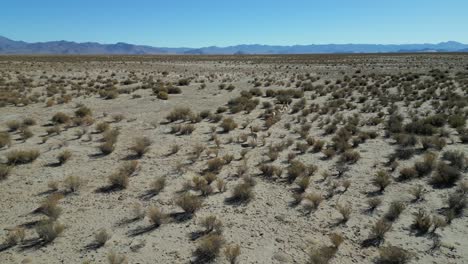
[52,112,70,124]
[377,245,411,264]
[412,209,432,234]
[224,244,241,264]
[6,149,40,165]
[147,206,167,226]
[367,197,382,212]
[149,176,166,195]
[0,164,12,181]
[307,233,343,264]
[0,132,11,148]
[176,193,203,216]
[372,170,391,192]
[228,180,254,204]
[337,203,352,223]
[339,150,360,164]
[57,150,72,165]
[303,192,323,213]
[220,117,238,133]
[193,234,225,263]
[200,215,223,235]
[107,251,128,264]
[430,163,461,187]
[4,227,25,246]
[64,175,83,193]
[129,136,152,157]
[94,228,112,247]
[207,157,225,172]
[35,220,65,244]
[385,201,406,222]
[166,107,193,122]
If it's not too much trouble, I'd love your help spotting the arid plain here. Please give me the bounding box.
[0,54,467,264]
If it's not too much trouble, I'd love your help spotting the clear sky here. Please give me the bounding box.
[1,0,467,47]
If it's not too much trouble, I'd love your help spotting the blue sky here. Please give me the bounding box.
[1,0,467,47]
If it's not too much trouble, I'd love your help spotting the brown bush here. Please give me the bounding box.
[51,112,70,124]
[339,150,360,164]
[57,150,72,165]
[430,163,461,187]
[147,206,167,226]
[228,181,254,203]
[372,170,391,192]
[64,175,82,193]
[412,209,432,234]
[35,220,65,243]
[176,193,202,215]
[166,107,193,122]
[0,164,12,181]
[193,234,225,262]
[200,215,223,234]
[220,118,238,133]
[224,244,241,264]
[0,132,11,148]
[207,157,225,172]
[398,167,418,181]
[94,229,112,247]
[129,137,152,157]
[385,201,406,222]
[6,149,40,165]
[377,245,411,264]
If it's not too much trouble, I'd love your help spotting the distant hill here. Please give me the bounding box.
[1,36,467,55]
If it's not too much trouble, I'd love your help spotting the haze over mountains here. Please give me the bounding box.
[1,35,467,55]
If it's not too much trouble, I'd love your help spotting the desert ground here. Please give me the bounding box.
[0,54,467,264]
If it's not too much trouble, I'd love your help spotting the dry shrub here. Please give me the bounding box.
[99,141,115,155]
[337,203,352,223]
[430,163,461,187]
[6,149,40,165]
[150,177,166,194]
[94,228,112,247]
[398,167,418,181]
[259,164,282,179]
[0,164,12,181]
[108,172,129,189]
[367,197,382,212]
[216,179,226,193]
[108,251,128,264]
[385,201,406,222]
[166,107,193,122]
[442,150,465,170]
[52,112,70,124]
[414,152,437,176]
[220,118,238,133]
[303,192,323,212]
[229,182,254,203]
[370,218,392,241]
[224,244,241,264]
[35,220,65,243]
[147,206,167,226]
[207,157,225,172]
[176,193,202,215]
[287,160,307,183]
[377,245,411,264]
[20,127,33,141]
[129,136,152,157]
[372,170,391,192]
[96,122,110,133]
[57,150,72,165]
[39,193,64,220]
[64,175,82,193]
[75,106,92,118]
[296,176,311,193]
[193,234,225,262]
[200,215,223,234]
[6,120,22,131]
[4,227,25,246]
[412,209,432,234]
[339,150,360,164]
[0,132,11,148]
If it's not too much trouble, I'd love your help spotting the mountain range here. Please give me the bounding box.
[1,36,468,55]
